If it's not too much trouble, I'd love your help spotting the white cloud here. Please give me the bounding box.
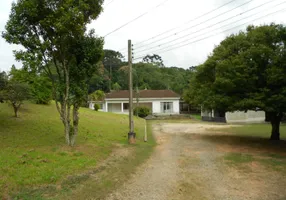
[1,0,286,71]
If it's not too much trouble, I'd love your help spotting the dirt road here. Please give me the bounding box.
[106,122,286,200]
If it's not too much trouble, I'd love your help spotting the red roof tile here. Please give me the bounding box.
[105,90,180,99]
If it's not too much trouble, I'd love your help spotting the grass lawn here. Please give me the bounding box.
[204,123,286,174]
[223,123,286,139]
[190,113,202,121]
[0,102,155,199]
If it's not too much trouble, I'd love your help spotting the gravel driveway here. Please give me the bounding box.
[106,122,286,200]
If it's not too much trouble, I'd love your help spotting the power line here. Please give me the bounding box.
[105,0,116,7]
[134,0,282,55]
[134,7,286,60]
[114,0,238,53]
[104,0,171,37]
[135,0,254,50]
[133,0,238,47]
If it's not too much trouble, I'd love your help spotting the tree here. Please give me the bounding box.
[0,71,8,103]
[2,83,31,117]
[88,61,109,93]
[185,24,286,140]
[142,54,164,67]
[3,0,104,146]
[89,90,105,101]
[9,65,52,104]
[102,50,125,91]
[112,82,121,91]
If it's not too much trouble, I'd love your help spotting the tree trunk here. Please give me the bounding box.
[64,116,71,146]
[268,112,283,140]
[70,104,79,147]
[13,105,18,118]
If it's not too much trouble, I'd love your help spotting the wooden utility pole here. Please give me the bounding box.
[109,63,112,91]
[128,40,136,144]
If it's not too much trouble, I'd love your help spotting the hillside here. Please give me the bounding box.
[0,102,151,198]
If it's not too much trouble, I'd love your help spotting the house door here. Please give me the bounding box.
[161,102,173,113]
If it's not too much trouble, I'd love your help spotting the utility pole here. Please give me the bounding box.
[109,63,112,91]
[128,40,135,144]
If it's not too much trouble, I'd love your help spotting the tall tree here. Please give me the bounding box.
[142,54,164,67]
[102,49,124,91]
[3,0,104,146]
[185,24,286,140]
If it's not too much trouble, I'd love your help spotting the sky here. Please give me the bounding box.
[0,0,286,72]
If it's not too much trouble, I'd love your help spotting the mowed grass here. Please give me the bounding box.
[190,114,202,121]
[203,123,286,173]
[0,102,152,198]
[223,123,286,139]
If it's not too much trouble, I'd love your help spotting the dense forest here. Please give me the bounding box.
[1,50,192,107]
[89,50,192,95]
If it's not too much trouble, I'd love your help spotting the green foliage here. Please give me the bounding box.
[0,71,8,89]
[3,0,105,145]
[1,82,31,117]
[31,76,52,104]
[93,103,100,111]
[88,52,190,95]
[184,24,286,139]
[112,82,122,91]
[89,90,105,101]
[87,49,125,93]
[186,24,286,114]
[9,66,52,104]
[134,106,151,118]
[131,63,190,94]
[103,49,124,68]
[0,71,8,103]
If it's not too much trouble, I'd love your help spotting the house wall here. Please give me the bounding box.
[101,98,180,115]
[107,103,121,113]
[108,103,121,113]
[226,111,265,123]
[173,100,180,114]
[152,101,160,113]
[152,99,180,115]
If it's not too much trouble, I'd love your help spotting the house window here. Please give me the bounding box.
[161,102,173,113]
[99,103,103,109]
[123,103,129,110]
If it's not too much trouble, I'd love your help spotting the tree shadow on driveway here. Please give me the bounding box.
[200,134,286,155]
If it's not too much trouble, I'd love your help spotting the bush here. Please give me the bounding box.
[93,104,100,111]
[133,106,151,118]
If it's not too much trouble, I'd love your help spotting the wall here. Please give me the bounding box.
[107,103,121,113]
[101,98,180,115]
[152,99,180,115]
[152,101,160,113]
[173,100,180,114]
[226,110,265,123]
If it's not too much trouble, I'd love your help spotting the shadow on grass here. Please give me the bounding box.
[201,134,286,155]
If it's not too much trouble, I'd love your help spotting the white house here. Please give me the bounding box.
[89,90,180,115]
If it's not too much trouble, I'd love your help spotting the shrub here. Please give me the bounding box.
[134,106,151,118]
[93,104,100,111]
